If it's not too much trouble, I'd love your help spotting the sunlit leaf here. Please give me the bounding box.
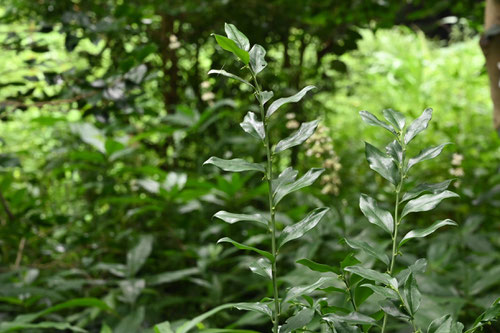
[386,140,403,166]
[278,207,329,249]
[249,258,272,279]
[266,86,315,117]
[399,219,457,248]
[257,91,273,106]
[359,110,395,134]
[240,112,265,140]
[344,266,397,289]
[213,210,268,227]
[217,237,274,262]
[401,191,459,218]
[365,142,400,185]
[208,69,254,88]
[234,302,272,318]
[344,238,389,265]
[274,120,319,154]
[382,109,405,131]
[273,168,324,205]
[249,44,267,74]
[404,108,432,144]
[203,157,265,173]
[224,23,250,51]
[359,194,394,235]
[213,34,249,64]
[279,308,315,333]
[323,312,378,326]
[407,143,451,171]
[401,180,453,202]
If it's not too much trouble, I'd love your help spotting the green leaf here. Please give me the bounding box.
[240,112,265,140]
[296,258,339,274]
[407,143,451,171]
[234,302,272,318]
[380,300,410,320]
[217,237,274,262]
[382,109,406,131]
[344,266,397,289]
[208,69,254,88]
[126,235,153,277]
[323,312,378,326]
[403,273,421,315]
[146,267,199,286]
[401,180,453,202]
[359,194,394,235]
[154,322,174,333]
[249,44,267,74]
[200,330,261,333]
[278,207,329,249]
[359,110,395,134]
[365,142,399,185]
[399,219,458,248]
[273,168,324,205]
[0,321,87,332]
[213,34,249,64]
[468,298,500,332]
[385,140,403,165]
[249,258,272,279]
[213,210,268,227]
[272,167,298,191]
[279,308,315,333]
[401,191,459,218]
[361,284,398,300]
[266,86,316,117]
[344,238,389,266]
[404,108,432,144]
[274,120,319,154]
[283,277,335,303]
[341,253,361,270]
[203,157,265,173]
[170,303,236,333]
[257,91,273,106]
[427,315,456,333]
[224,23,250,51]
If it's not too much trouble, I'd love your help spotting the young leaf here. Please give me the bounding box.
[399,219,457,248]
[344,238,390,266]
[359,110,395,134]
[382,109,405,131]
[224,23,250,51]
[257,90,273,106]
[213,210,268,227]
[403,273,421,315]
[277,207,329,249]
[386,140,403,166]
[249,258,272,279]
[344,266,397,289]
[401,190,459,218]
[279,308,315,333]
[127,235,153,277]
[407,143,451,171]
[274,168,324,205]
[365,142,400,185]
[361,284,398,300]
[274,120,320,154]
[208,69,254,88]
[203,157,265,173]
[404,108,432,144]
[359,194,394,235]
[213,34,250,64]
[249,44,267,74]
[401,180,453,202]
[217,237,274,262]
[296,258,339,274]
[240,112,265,140]
[234,302,273,318]
[266,86,316,117]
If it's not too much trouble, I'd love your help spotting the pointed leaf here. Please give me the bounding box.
[240,112,265,140]
[341,253,361,270]
[203,157,265,173]
[365,142,400,185]
[213,211,268,227]
[403,273,421,315]
[296,258,339,274]
[208,69,254,88]
[272,167,298,191]
[428,315,459,333]
[401,191,459,218]
[407,143,451,170]
[359,194,394,235]
[283,277,335,303]
[380,300,410,320]
[401,180,453,202]
[275,120,319,153]
[249,44,267,74]
[279,308,315,333]
[213,34,249,64]
[234,302,272,318]
[361,284,398,300]
[359,110,395,134]
[127,235,153,277]
[257,91,273,106]
[386,140,403,166]
[404,108,432,144]
[249,258,272,279]
[344,238,389,266]
[217,237,274,262]
[274,168,324,205]
[278,207,329,249]
[323,312,378,326]
[344,266,397,289]
[267,86,315,117]
[399,219,457,248]
[382,109,406,131]
[224,23,250,51]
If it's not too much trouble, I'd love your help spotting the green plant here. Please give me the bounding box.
[155,23,328,333]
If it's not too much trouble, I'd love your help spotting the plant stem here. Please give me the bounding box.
[251,71,280,333]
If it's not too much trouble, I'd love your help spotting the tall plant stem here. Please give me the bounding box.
[251,71,280,333]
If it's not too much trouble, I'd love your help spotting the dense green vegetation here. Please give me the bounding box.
[0,1,499,332]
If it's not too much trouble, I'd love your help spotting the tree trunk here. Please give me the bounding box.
[480,0,500,132]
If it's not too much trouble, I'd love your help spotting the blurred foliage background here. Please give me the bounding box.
[0,0,499,332]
